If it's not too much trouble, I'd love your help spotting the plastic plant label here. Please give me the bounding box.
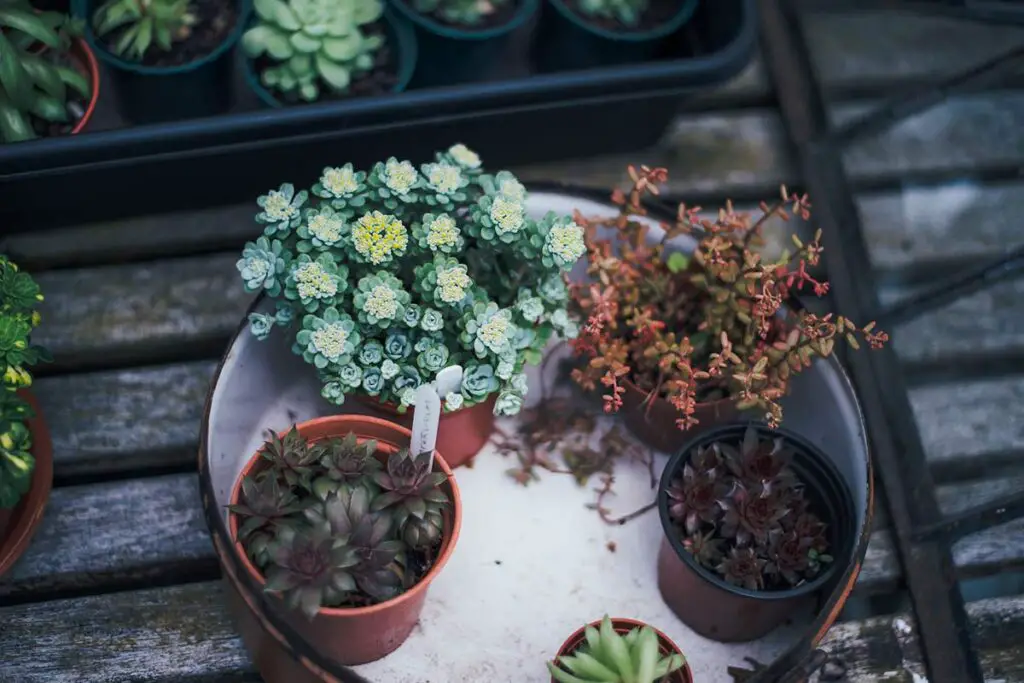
[411,385,442,458]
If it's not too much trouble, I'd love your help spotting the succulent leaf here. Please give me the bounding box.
[548,616,687,683]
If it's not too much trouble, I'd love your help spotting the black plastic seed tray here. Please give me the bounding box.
[0,0,756,230]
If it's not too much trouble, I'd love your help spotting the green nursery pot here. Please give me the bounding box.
[243,7,417,108]
[390,0,539,88]
[533,0,697,72]
[74,0,251,124]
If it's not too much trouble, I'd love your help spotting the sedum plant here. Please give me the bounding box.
[242,0,385,102]
[570,165,888,430]
[236,144,584,418]
[411,0,511,26]
[666,424,832,591]
[0,1,92,143]
[231,427,451,620]
[549,615,687,683]
[91,0,198,62]
[575,0,647,27]
[0,255,51,509]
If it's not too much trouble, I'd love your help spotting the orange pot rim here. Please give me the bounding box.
[228,414,463,618]
[358,392,496,419]
[70,37,100,135]
[554,617,694,683]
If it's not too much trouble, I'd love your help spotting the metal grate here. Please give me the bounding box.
[755,1,1024,681]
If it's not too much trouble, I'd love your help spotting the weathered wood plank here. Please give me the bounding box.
[3,580,1024,683]
[859,180,1024,275]
[804,11,1024,94]
[2,460,1022,602]
[0,473,214,602]
[31,361,217,479]
[32,254,251,371]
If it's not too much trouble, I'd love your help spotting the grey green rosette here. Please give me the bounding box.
[236,144,586,416]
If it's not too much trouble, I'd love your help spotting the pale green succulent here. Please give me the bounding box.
[411,0,510,26]
[242,0,385,102]
[575,0,647,26]
[548,616,687,683]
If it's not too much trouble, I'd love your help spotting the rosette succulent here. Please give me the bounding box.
[0,255,50,509]
[237,145,583,416]
[410,0,511,26]
[548,615,687,683]
[242,0,385,103]
[664,424,834,591]
[232,425,452,620]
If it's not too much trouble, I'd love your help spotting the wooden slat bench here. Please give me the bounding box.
[1,8,1023,682]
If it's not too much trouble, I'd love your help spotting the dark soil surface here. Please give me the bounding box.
[254,23,398,106]
[564,0,685,33]
[31,50,90,139]
[414,0,521,31]
[98,0,237,68]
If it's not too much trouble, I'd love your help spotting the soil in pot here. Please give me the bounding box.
[94,0,238,68]
[656,422,856,642]
[356,393,497,469]
[552,618,694,683]
[225,415,462,669]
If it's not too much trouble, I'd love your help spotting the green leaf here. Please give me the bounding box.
[666,251,688,273]
[320,34,359,61]
[352,0,383,24]
[0,98,34,143]
[0,34,34,110]
[289,31,320,54]
[287,53,312,76]
[54,65,90,98]
[135,15,154,56]
[298,80,318,101]
[114,21,140,57]
[0,7,61,48]
[29,93,68,122]
[314,53,349,92]
[93,1,137,36]
[21,55,66,101]
[254,0,299,30]
[155,23,172,51]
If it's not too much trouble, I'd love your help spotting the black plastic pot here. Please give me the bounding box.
[74,0,250,124]
[243,8,417,109]
[390,0,539,88]
[656,422,856,643]
[534,0,697,72]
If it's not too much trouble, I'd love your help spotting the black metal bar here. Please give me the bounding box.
[795,0,1024,25]
[878,244,1024,328]
[828,45,1024,148]
[914,489,1024,543]
[757,3,985,683]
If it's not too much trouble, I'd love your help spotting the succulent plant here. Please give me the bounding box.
[242,0,385,102]
[92,0,197,61]
[666,424,833,591]
[0,1,92,143]
[575,0,647,26]
[410,0,511,26]
[238,146,583,419]
[232,425,452,619]
[548,615,687,683]
[0,255,49,509]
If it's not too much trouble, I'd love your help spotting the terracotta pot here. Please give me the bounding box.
[0,390,53,578]
[656,423,856,642]
[226,415,463,673]
[27,37,101,134]
[552,618,694,683]
[620,377,738,454]
[356,394,497,468]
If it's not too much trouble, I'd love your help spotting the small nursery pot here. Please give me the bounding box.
[534,0,697,72]
[68,37,100,134]
[656,422,856,642]
[0,391,53,578]
[620,377,738,454]
[226,415,462,671]
[243,7,417,109]
[76,0,250,124]
[356,393,497,469]
[552,618,694,683]
[390,0,538,87]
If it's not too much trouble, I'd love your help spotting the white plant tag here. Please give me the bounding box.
[434,365,464,399]
[410,385,442,459]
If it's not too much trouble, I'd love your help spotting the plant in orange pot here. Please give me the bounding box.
[228,415,462,667]
[0,2,99,143]
[0,254,53,577]
[236,145,585,468]
[569,166,889,453]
